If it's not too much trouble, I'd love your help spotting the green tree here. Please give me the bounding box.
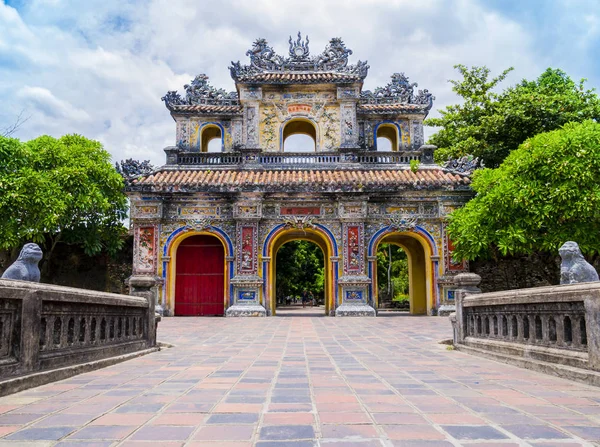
[0,134,128,269]
[427,66,600,167]
[376,244,409,301]
[447,120,600,261]
[275,241,324,301]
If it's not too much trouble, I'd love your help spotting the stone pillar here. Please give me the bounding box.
[336,219,376,317]
[451,273,482,344]
[338,87,359,149]
[20,290,41,373]
[420,145,437,165]
[128,275,159,347]
[584,294,600,371]
[240,87,262,150]
[226,202,266,317]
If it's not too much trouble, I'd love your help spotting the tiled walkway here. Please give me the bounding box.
[2,315,600,446]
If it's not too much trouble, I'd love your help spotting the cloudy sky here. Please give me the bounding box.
[1,0,599,166]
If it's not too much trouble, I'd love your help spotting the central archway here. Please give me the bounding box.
[264,225,337,316]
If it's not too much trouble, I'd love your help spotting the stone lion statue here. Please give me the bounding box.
[1,243,43,282]
[559,241,599,284]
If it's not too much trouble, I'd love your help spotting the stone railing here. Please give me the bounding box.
[168,149,427,168]
[450,274,600,382]
[0,279,158,383]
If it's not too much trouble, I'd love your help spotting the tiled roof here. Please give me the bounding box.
[235,72,362,84]
[130,168,470,192]
[357,103,428,114]
[168,104,242,114]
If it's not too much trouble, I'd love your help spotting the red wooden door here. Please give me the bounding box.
[175,235,225,316]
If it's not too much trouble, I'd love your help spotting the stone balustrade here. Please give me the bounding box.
[451,274,600,383]
[0,278,158,384]
[171,150,425,167]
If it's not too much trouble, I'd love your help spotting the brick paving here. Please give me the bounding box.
[2,314,600,446]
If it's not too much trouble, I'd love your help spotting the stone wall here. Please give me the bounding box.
[451,274,600,386]
[471,252,600,292]
[0,279,157,391]
[0,237,133,294]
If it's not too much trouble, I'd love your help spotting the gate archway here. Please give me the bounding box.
[174,235,225,316]
[263,224,338,316]
[368,228,437,315]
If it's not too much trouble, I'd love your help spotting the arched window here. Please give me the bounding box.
[376,123,398,152]
[282,119,317,152]
[201,125,222,153]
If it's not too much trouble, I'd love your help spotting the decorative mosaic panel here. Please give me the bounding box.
[237,223,258,275]
[345,290,363,302]
[234,203,261,219]
[340,202,366,219]
[132,203,161,219]
[340,103,356,146]
[399,120,411,149]
[246,106,259,146]
[279,206,321,216]
[412,119,424,149]
[386,202,438,217]
[134,226,157,274]
[178,206,219,217]
[444,225,468,273]
[238,290,257,301]
[337,87,359,99]
[344,223,364,275]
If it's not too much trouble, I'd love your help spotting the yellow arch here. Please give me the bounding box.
[265,227,336,316]
[165,230,231,315]
[200,124,222,153]
[372,231,434,314]
[281,117,318,151]
[376,123,399,152]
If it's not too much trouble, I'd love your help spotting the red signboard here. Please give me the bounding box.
[287,104,312,114]
[280,206,321,216]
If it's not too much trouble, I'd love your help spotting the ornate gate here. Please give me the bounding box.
[175,235,225,316]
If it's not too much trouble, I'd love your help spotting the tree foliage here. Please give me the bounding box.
[275,241,324,300]
[447,120,600,261]
[376,244,408,300]
[427,65,600,167]
[0,134,128,262]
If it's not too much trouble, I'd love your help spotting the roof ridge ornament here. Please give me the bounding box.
[289,32,310,60]
[229,34,369,80]
[360,73,434,110]
[162,74,239,109]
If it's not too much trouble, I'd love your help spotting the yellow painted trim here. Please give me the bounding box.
[165,230,231,315]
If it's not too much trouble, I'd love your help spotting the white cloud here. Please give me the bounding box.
[0,0,597,166]
[17,86,91,122]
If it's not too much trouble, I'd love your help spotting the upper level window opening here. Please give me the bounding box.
[201,124,222,152]
[376,123,398,152]
[282,119,317,152]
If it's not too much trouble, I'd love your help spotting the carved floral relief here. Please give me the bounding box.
[237,223,258,275]
[344,224,364,275]
[135,226,156,274]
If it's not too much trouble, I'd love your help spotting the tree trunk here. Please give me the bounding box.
[387,244,392,299]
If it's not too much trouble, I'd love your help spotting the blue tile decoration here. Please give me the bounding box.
[239,290,256,301]
[345,290,363,302]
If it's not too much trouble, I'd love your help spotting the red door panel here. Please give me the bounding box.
[175,236,225,316]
